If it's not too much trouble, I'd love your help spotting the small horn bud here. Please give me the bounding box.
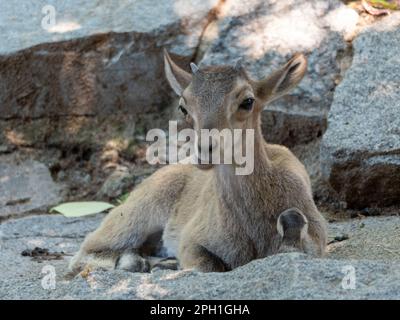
[190,62,199,74]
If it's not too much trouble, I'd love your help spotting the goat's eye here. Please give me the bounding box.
[239,98,255,111]
[178,105,188,116]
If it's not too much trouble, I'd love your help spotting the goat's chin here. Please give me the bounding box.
[193,163,214,170]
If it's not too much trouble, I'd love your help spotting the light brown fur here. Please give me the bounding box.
[69,51,327,273]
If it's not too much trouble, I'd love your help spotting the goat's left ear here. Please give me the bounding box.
[255,53,307,104]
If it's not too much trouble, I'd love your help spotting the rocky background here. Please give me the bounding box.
[0,0,399,299]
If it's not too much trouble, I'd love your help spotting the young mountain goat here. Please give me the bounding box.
[69,51,327,273]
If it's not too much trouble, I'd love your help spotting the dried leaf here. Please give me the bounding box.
[362,0,391,15]
[369,0,399,9]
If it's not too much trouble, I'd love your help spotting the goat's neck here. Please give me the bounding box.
[215,122,273,219]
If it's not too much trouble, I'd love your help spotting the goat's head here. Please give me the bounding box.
[164,50,307,169]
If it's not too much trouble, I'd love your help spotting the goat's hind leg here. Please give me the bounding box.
[69,165,188,274]
[114,229,165,272]
[69,201,165,274]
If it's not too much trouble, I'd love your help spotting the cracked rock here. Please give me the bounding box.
[0,0,223,148]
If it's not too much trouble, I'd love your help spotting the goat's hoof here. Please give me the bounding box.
[115,253,150,273]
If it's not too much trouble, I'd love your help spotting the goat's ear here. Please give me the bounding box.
[164,49,192,96]
[255,53,307,104]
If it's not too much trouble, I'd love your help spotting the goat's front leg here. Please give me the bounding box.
[179,241,227,272]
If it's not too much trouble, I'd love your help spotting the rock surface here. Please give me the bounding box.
[320,13,400,209]
[328,215,400,261]
[96,166,133,200]
[0,0,224,148]
[200,0,358,147]
[1,214,400,299]
[0,0,220,56]
[0,158,62,219]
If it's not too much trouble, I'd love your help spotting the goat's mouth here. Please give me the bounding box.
[193,161,214,170]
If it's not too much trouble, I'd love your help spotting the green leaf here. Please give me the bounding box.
[50,201,115,217]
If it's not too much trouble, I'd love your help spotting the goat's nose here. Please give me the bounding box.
[197,136,219,157]
[197,143,213,154]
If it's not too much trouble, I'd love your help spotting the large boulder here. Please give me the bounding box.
[199,0,358,147]
[320,13,400,209]
[1,214,400,299]
[0,0,224,149]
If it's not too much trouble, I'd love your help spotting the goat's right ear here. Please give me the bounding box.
[163,49,192,96]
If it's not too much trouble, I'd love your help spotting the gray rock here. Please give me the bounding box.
[320,13,400,209]
[291,139,328,199]
[327,216,400,261]
[1,214,400,299]
[0,213,104,239]
[262,110,326,147]
[97,166,133,200]
[0,214,103,299]
[0,0,223,148]
[200,0,358,146]
[0,158,62,218]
